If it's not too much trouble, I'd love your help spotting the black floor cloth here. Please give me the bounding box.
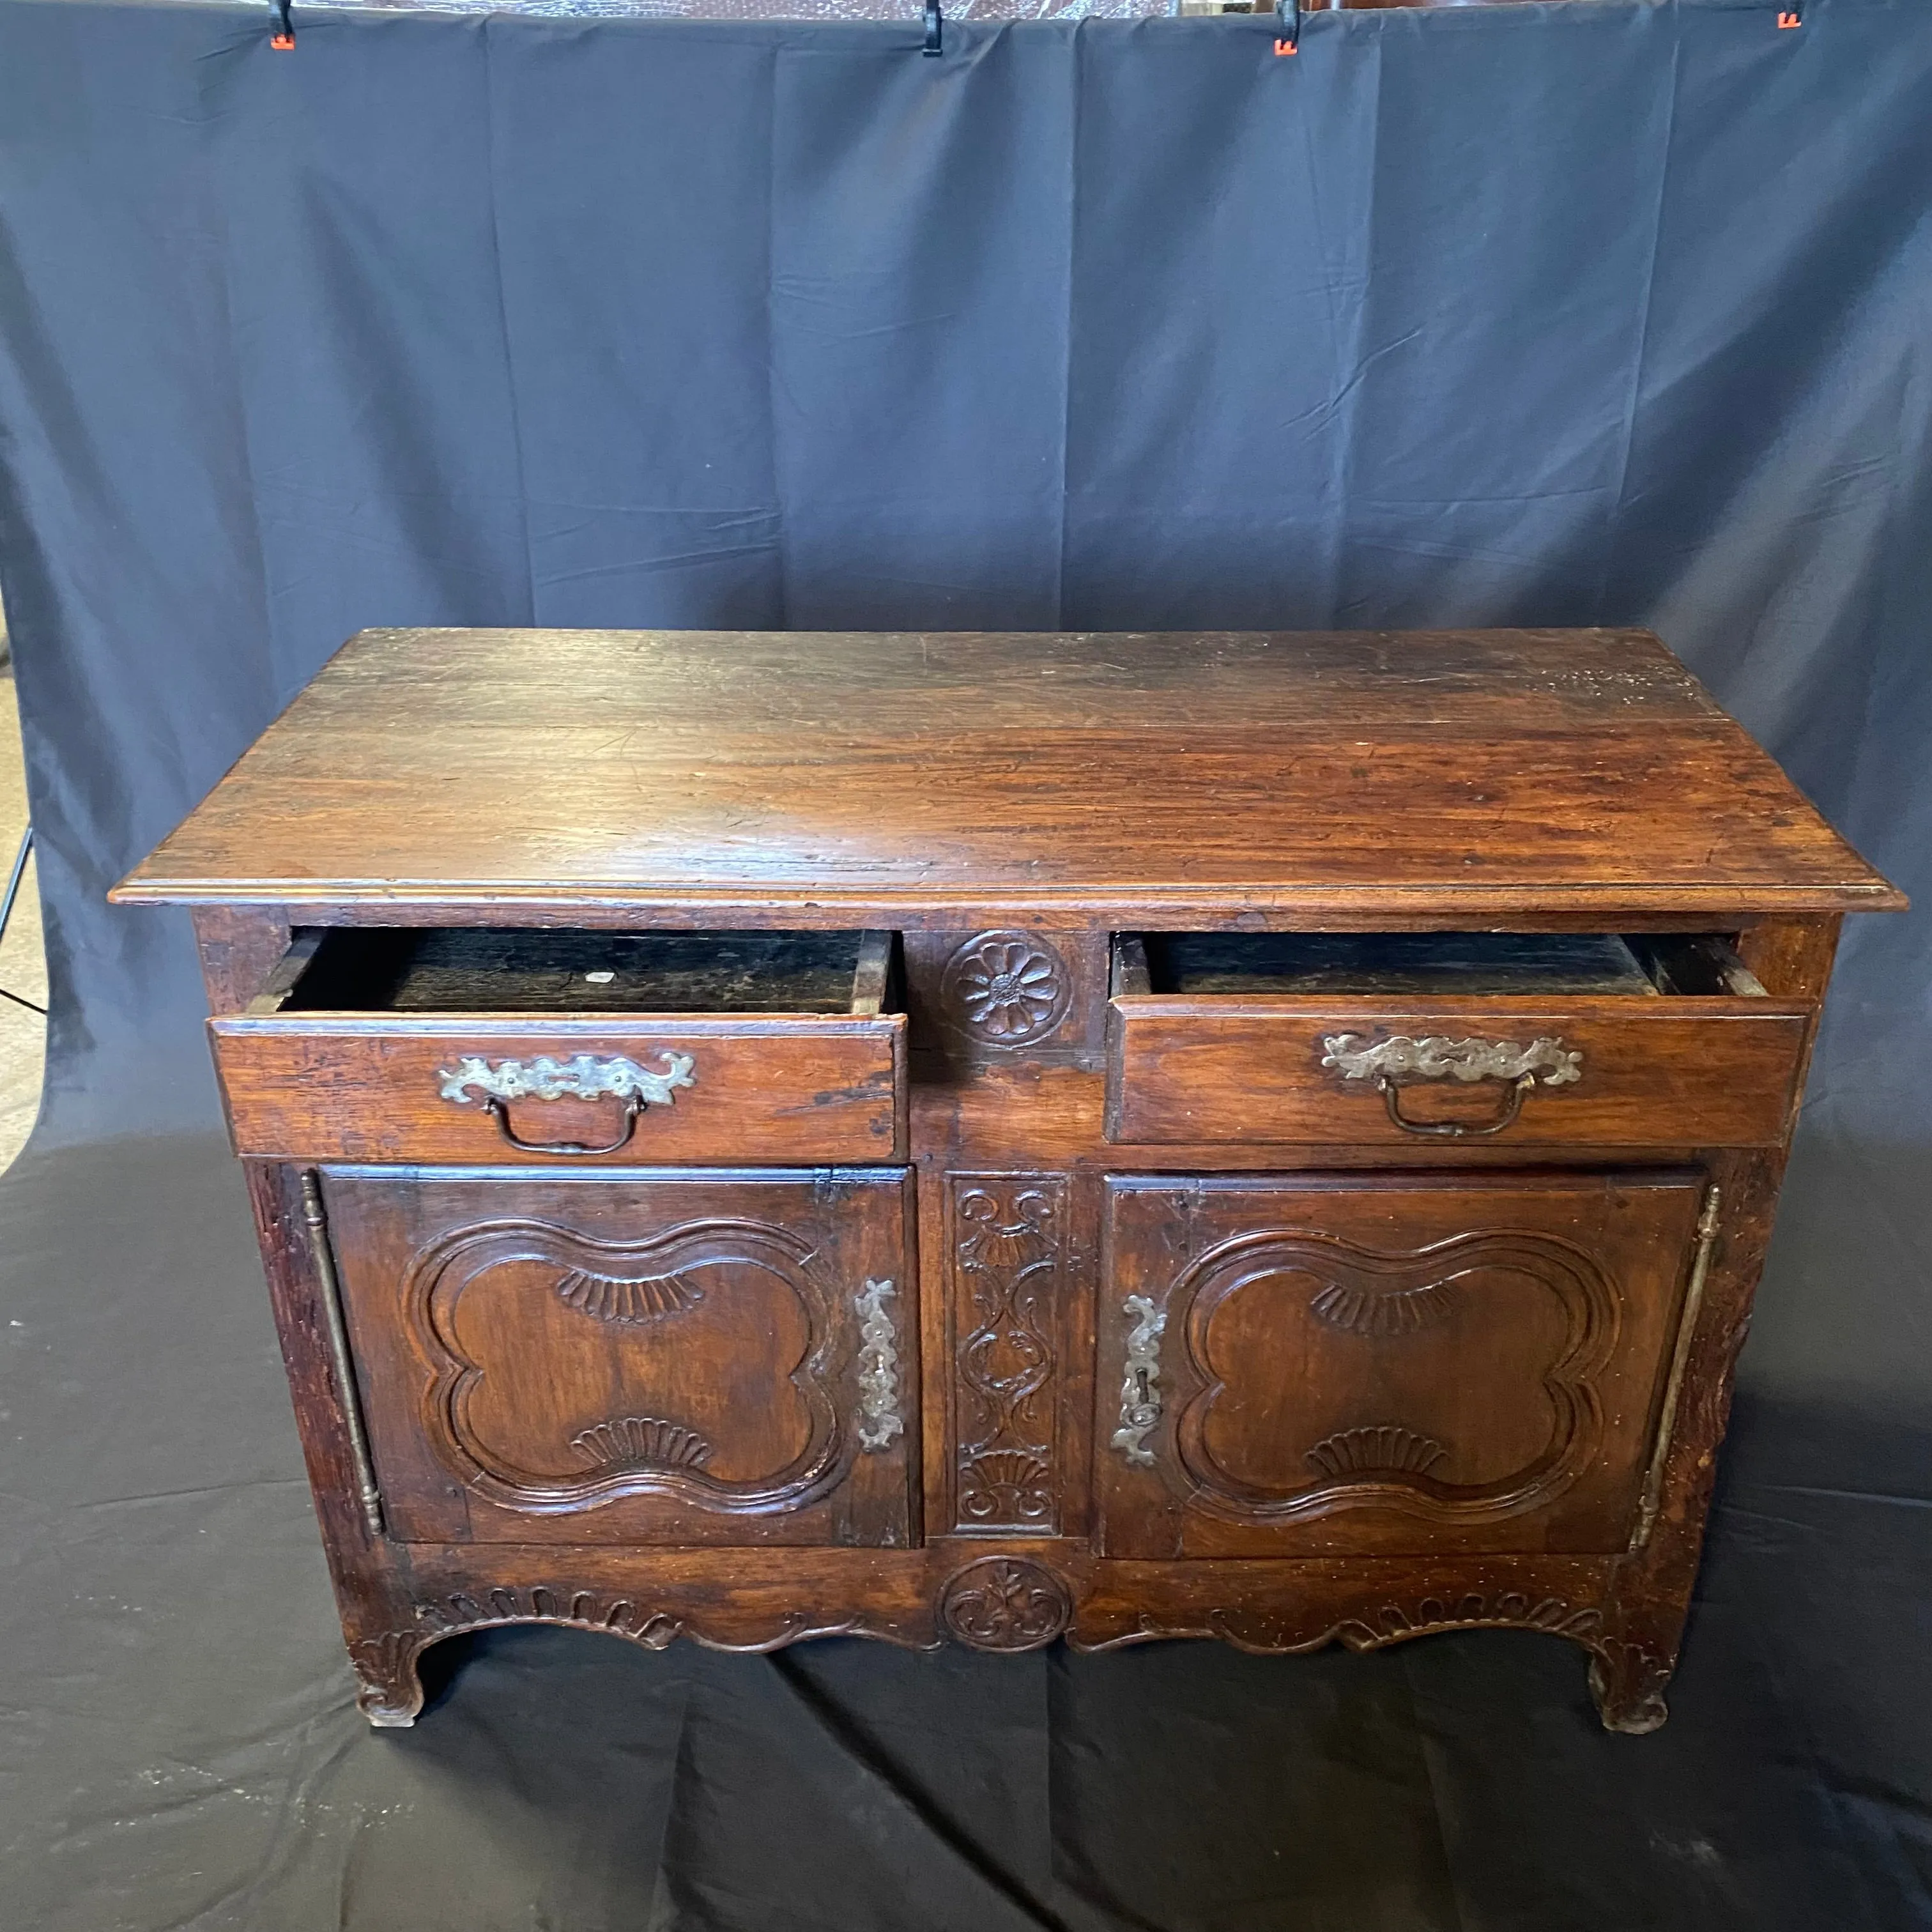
[2,1,1930,1924]
[3,1135,1926,1928]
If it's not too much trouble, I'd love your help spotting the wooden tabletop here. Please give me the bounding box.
[113,627,1903,922]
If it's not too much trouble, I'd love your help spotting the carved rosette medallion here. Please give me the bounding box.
[940,931,1071,1048]
[951,1179,1066,1531]
[939,1557,1072,1652]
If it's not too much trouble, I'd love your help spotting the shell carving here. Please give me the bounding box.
[571,1416,714,1473]
[1308,1278,1456,1337]
[1305,1425,1447,1480]
[556,1268,705,1324]
[958,1451,1053,1522]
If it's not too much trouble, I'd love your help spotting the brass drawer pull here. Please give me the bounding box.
[438,1050,696,1156]
[484,1093,641,1157]
[1321,1032,1581,1140]
[1378,1071,1529,1138]
[438,1050,696,1106]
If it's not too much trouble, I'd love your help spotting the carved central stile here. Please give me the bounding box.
[949,1179,1067,1531]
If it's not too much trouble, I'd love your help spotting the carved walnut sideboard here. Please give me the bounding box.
[114,626,1903,1731]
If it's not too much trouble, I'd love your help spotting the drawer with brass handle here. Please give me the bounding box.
[210,926,905,1164]
[1105,931,1811,1149]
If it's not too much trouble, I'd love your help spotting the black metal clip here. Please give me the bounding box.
[269,0,294,48]
[923,0,942,56]
[1275,0,1300,54]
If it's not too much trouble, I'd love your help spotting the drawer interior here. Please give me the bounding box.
[1116,931,1765,1000]
[261,927,896,1017]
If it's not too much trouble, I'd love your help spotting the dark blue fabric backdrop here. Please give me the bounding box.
[1,3,1928,1924]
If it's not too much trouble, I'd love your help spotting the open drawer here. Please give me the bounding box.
[1105,931,1811,1149]
[211,928,905,1164]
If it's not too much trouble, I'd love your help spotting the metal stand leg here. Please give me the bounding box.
[0,825,45,1017]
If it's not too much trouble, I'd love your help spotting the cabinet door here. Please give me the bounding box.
[323,1167,915,1547]
[1098,1171,1706,1558]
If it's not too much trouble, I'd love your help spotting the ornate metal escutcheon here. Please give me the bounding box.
[852,1277,904,1452]
[438,1050,696,1107]
[436,1051,697,1156]
[1321,1032,1582,1138]
[1111,1292,1166,1466]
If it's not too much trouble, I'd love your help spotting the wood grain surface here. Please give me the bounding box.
[323,1167,916,1549]
[211,1013,907,1163]
[113,628,1903,918]
[133,631,1904,1734]
[1107,994,1810,1148]
[1094,1170,1705,1560]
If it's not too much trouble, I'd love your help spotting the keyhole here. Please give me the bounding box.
[1135,1368,1151,1404]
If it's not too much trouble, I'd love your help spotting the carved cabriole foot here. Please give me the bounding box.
[1586,1636,1676,1735]
[343,1580,949,1725]
[1067,1576,1685,1735]
[349,1631,427,1728]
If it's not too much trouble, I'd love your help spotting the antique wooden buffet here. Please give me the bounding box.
[114,627,1903,1731]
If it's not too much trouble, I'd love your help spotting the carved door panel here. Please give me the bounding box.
[321,1167,915,1547]
[1098,1171,1708,1558]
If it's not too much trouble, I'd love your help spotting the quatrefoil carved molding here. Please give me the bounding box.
[1170,1227,1618,1526]
[404,1216,848,1518]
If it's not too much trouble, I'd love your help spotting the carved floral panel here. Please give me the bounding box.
[949,1177,1068,1532]
[1170,1225,1616,1523]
